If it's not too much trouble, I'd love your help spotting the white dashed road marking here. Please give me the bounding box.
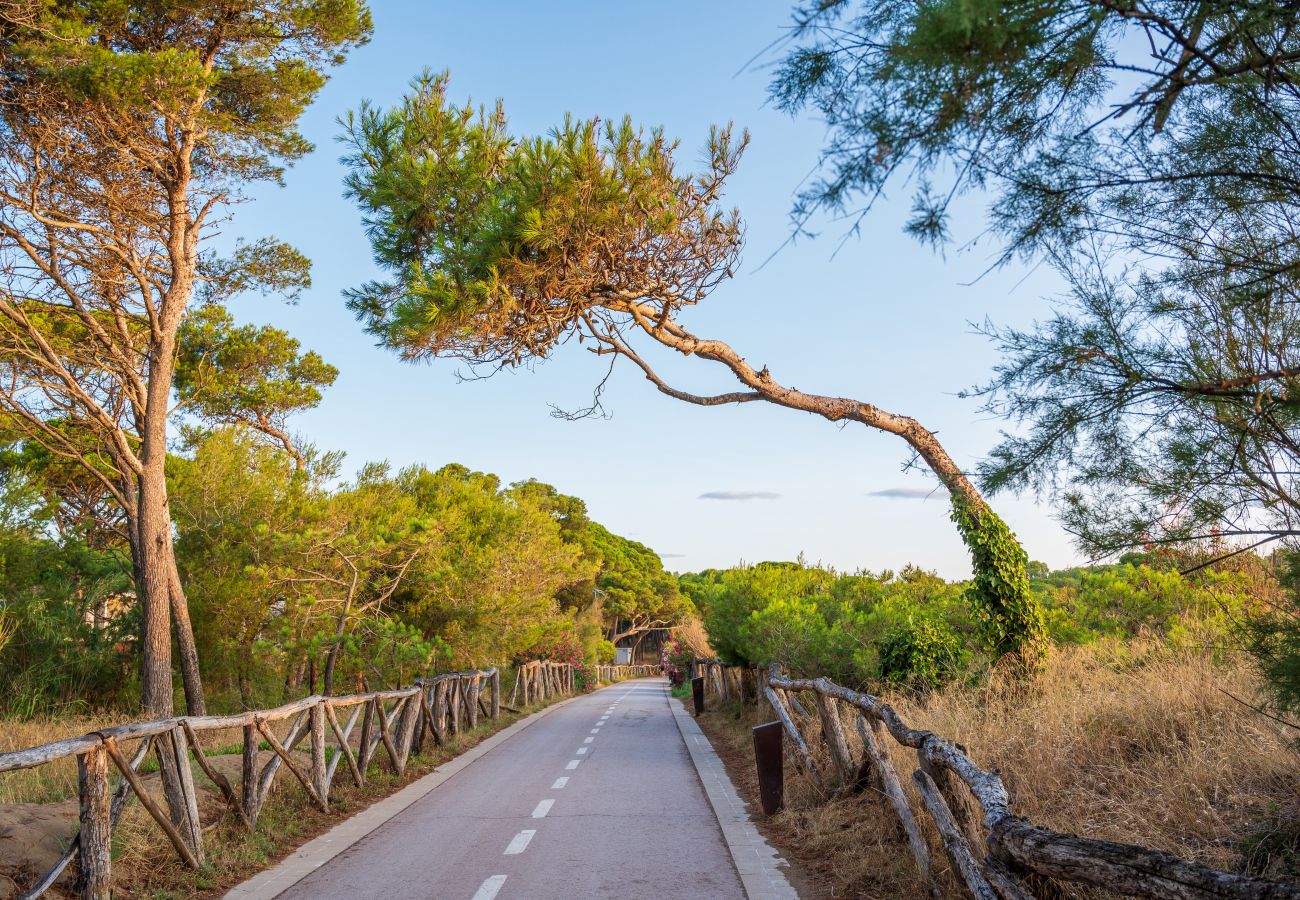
[471,875,508,900]
[583,737,594,744]
[504,830,536,855]
[576,747,587,754]
[566,759,580,770]
[590,728,600,733]
[551,776,568,789]
[531,799,554,818]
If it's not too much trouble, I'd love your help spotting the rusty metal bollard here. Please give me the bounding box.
[752,720,784,814]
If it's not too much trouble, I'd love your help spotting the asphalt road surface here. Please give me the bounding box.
[277,678,747,900]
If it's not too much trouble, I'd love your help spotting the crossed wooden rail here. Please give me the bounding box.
[0,663,577,899]
[691,659,1300,900]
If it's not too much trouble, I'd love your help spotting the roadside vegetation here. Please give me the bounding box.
[3,0,1300,898]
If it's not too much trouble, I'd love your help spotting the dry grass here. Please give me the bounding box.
[902,643,1300,877]
[696,642,1300,899]
[0,711,130,805]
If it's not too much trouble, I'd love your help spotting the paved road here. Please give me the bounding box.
[278,678,747,900]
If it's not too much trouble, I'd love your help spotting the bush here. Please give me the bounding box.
[877,617,967,690]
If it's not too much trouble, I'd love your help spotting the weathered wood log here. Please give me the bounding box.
[431,680,449,745]
[490,668,501,719]
[920,747,986,852]
[981,857,1036,900]
[915,769,998,900]
[167,727,204,864]
[770,672,1012,824]
[309,703,327,808]
[813,691,855,792]
[466,675,480,729]
[255,719,327,812]
[376,698,401,772]
[448,681,461,734]
[23,738,154,900]
[102,738,201,870]
[254,708,312,816]
[324,702,363,789]
[182,721,252,831]
[762,682,825,794]
[241,723,259,821]
[855,715,934,895]
[396,696,421,769]
[990,817,1300,900]
[76,747,111,900]
[357,697,376,776]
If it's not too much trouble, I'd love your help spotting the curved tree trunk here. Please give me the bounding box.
[612,303,1044,658]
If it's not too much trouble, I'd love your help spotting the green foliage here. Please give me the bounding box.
[176,304,338,455]
[877,618,965,690]
[9,0,373,179]
[688,556,1255,693]
[950,496,1044,658]
[0,529,134,715]
[1244,552,1300,718]
[340,70,743,363]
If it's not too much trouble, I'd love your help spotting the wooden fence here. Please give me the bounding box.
[0,663,576,899]
[692,659,1300,900]
[593,664,658,682]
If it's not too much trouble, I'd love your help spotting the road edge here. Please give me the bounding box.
[668,690,800,900]
[224,691,587,900]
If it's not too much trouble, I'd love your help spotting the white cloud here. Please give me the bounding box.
[867,487,935,499]
[698,490,781,501]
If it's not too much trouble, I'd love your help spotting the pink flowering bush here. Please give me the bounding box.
[517,631,598,692]
[660,638,693,686]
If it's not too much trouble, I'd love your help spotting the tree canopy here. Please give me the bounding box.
[773,1,1300,558]
[340,70,1044,660]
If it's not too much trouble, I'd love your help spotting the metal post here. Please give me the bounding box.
[752,720,784,815]
[692,675,705,716]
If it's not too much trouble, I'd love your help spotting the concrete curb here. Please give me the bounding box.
[668,689,800,900]
[224,691,587,900]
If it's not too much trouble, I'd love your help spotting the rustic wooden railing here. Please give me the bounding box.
[692,659,1300,900]
[0,663,576,899]
[507,659,578,706]
[593,664,658,682]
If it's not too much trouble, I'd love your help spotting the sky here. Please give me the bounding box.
[225,0,1080,579]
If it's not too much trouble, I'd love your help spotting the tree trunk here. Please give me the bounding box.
[135,458,174,719]
[168,557,206,715]
[619,305,1044,660]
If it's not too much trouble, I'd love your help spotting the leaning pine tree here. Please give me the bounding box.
[341,73,1044,663]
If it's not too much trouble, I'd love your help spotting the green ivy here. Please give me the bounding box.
[950,495,1045,660]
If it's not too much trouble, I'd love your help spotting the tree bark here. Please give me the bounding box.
[168,557,206,715]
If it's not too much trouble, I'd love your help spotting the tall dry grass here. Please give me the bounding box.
[698,641,1300,898]
[0,712,128,805]
[899,642,1300,876]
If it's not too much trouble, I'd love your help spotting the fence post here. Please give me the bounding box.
[692,676,705,715]
[77,746,112,900]
[310,702,327,807]
[491,669,501,719]
[241,723,259,821]
[169,726,205,863]
[467,675,481,729]
[752,721,784,815]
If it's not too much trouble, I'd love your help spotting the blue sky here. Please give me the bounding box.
[226,0,1079,578]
